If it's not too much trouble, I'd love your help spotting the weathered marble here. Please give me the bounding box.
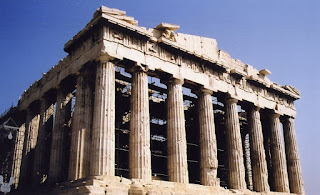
[4,6,305,195]
[19,107,40,188]
[247,106,270,192]
[32,97,54,186]
[283,117,305,194]
[129,65,152,180]
[48,89,72,184]
[69,69,93,180]
[90,58,116,176]
[269,113,290,192]
[197,89,218,186]
[11,124,26,188]
[224,98,246,189]
[166,78,188,183]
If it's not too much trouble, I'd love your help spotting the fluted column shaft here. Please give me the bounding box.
[12,124,26,188]
[247,106,270,192]
[32,97,54,186]
[167,78,188,183]
[20,107,40,188]
[224,98,246,189]
[90,59,115,176]
[197,89,218,186]
[49,88,72,184]
[69,70,93,180]
[283,117,305,194]
[129,67,151,180]
[269,113,290,192]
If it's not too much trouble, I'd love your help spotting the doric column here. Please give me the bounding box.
[247,106,270,192]
[167,78,188,183]
[20,106,40,188]
[283,117,305,194]
[224,97,246,189]
[90,57,115,176]
[197,88,218,186]
[12,124,26,189]
[129,65,151,180]
[32,97,54,186]
[69,69,93,180]
[269,113,290,192]
[48,88,72,184]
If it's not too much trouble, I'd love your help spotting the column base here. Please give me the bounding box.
[12,176,295,195]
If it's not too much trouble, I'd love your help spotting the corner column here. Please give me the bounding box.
[283,117,305,194]
[129,65,151,180]
[48,87,72,184]
[247,106,270,192]
[197,88,218,186]
[224,97,246,189]
[269,113,290,192]
[90,57,115,176]
[167,78,188,183]
[69,69,93,180]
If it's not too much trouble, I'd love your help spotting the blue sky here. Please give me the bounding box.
[0,0,319,194]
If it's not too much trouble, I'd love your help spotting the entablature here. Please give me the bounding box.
[18,6,299,118]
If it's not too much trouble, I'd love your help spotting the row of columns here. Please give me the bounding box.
[20,57,304,194]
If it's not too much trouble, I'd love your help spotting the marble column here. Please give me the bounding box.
[197,88,218,186]
[269,113,290,192]
[90,57,115,176]
[224,97,246,189]
[32,97,54,186]
[69,69,93,180]
[247,106,270,192]
[167,78,188,183]
[20,107,40,188]
[12,124,26,189]
[48,88,72,184]
[129,65,151,180]
[283,117,305,194]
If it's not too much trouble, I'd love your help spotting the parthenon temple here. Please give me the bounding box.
[0,6,305,195]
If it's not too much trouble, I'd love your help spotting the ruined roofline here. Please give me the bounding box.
[18,6,299,116]
[63,6,300,99]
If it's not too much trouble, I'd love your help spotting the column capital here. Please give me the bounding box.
[269,112,281,119]
[26,103,38,115]
[286,117,294,122]
[95,51,123,63]
[39,96,48,102]
[247,104,261,112]
[281,115,295,122]
[225,97,238,104]
[168,76,184,85]
[128,63,148,73]
[193,86,213,96]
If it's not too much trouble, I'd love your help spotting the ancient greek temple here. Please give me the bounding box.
[0,6,305,195]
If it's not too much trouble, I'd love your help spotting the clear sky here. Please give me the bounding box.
[0,0,319,194]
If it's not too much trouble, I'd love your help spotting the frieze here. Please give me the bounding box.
[18,11,298,116]
[181,58,203,73]
[147,41,158,54]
